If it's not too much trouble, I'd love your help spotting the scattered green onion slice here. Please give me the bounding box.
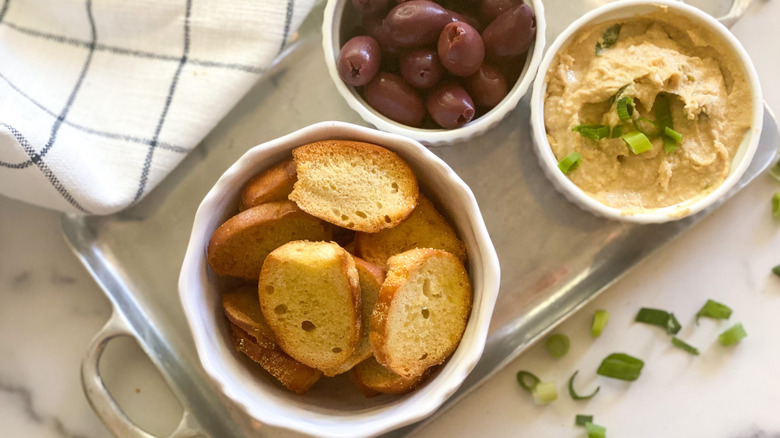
[597,353,644,381]
[573,124,611,141]
[654,94,674,131]
[546,333,570,358]
[635,308,682,335]
[719,323,747,346]
[611,125,623,138]
[633,118,660,137]
[558,152,582,175]
[671,337,700,355]
[585,422,607,438]
[695,299,732,324]
[770,158,780,182]
[773,193,780,218]
[773,265,780,278]
[532,381,558,405]
[664,126,683,144]
[621,131,653,154]
[576,415,594,427]
[596,24,621,56]
[610,83,631,103]
[663,135,679,153]
[568,370,600,400]
[516,371,541,392]
[591,309,609,338]
[617,96,634,120]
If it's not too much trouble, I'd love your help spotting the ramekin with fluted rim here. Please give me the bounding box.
[323,0,546,146]
[530,0,763,223]
[178,121,500,438]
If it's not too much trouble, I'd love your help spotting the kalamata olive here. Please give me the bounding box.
[479,0,521,22]
[466,63,508,107]
[426,82,475,128]
[385,1,452,48]
[482,4,536,58]
[337,36,382,87]
[437,22,484,77]
[448,10,484,32]
[364,73,425,126]
[400,49,443,89]
[351,0,391,16]
[363,17,400,58]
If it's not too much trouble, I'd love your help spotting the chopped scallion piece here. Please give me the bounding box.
[591,309,609,338]
[558,152,582,175]
[773,193,780,218]
[635,308,681,335]
[773,265,780,278]
[596,24,621,56]
[719,323,747,346]
[654,94,674,131]
[546,333,570,358]
[568,370,600,400]
[664,126,683,144]
[585,422,607,438]
[597,353,644,381]
[516,371,541,392]
[610,83,631,103]
[576,415,594,427]
[633,118,660,137]
[770,158,780,182]
[611,125,623,138]
[663,135,679,153]
[695,299,732,324]
[621,131,653,154]
[617,96,634,120]
[573,124,611,141]
[532,381,558,404]
[671,337,700,355]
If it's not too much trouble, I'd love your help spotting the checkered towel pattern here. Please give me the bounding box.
[0,0,314,214]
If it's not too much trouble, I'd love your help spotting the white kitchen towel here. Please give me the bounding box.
[0,0,314,214]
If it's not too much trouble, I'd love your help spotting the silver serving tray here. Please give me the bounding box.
[63,1,779,437]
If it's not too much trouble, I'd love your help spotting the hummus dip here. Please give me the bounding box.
[544,11,752,211]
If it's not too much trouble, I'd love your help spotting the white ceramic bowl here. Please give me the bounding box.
[178,121,500,438]
[323,0,546,146]
[530,0,763,223]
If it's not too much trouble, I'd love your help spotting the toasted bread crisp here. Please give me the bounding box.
[239,158,297,211]
[371,248,472,378]
[355,195,467,267]
[222,285,277,349]
[207,201,334,280]
[321,257,385,376]
[229,324,322,395]
[349,356,430,397]
[259,241,362,370]
[289,140,419,232]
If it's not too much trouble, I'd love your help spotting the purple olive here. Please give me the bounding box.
[400,49,443,89]
[363,17,401,58]
[482,4,536,58]
[350,0,391,16]
[448,10,485,32]
[466,63,508,107]
[337,36,382,87]
[437,22,484,77]
[385,1,453,48]
[364,72,425,126]
[426,82,475,128]
[479,0,521,22]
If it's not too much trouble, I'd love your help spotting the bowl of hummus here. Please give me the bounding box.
[530,0,763,223]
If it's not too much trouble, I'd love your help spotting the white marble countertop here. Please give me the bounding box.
[2,1,779,437]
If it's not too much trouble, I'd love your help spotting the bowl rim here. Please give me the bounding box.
[322,0,547,145]
[529,0,764,224]
[178,121,501,437]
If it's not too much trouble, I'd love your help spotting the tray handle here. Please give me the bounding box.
[81,311,204,438]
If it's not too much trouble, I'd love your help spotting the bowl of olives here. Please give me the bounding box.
[323,0,546,145]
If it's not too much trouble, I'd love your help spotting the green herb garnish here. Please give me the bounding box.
[597,353,644,381]
[532,381,558,404]
[634,118,661,137]
[585,422,607,438]
[611,125,623,138]
[591,309,609,338]
[664,126,683,144]
[596,24,621,56]
[654,94,674,131]
[671,337,700,355]
[546,333,570,358]
[610,83,631,104]
[635,308,681,334]
[621,131,653,154]
[617,96,634,120]
[573,124,611,141]
[558,152,582,175]
[695,299,732,324]
[516,371,541,392]
[773,265,780,278]
[770,158,780,181]
[568,370,600,400]
[576,415,594,427]
[773,193,780,218]
[719,323,747,346]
